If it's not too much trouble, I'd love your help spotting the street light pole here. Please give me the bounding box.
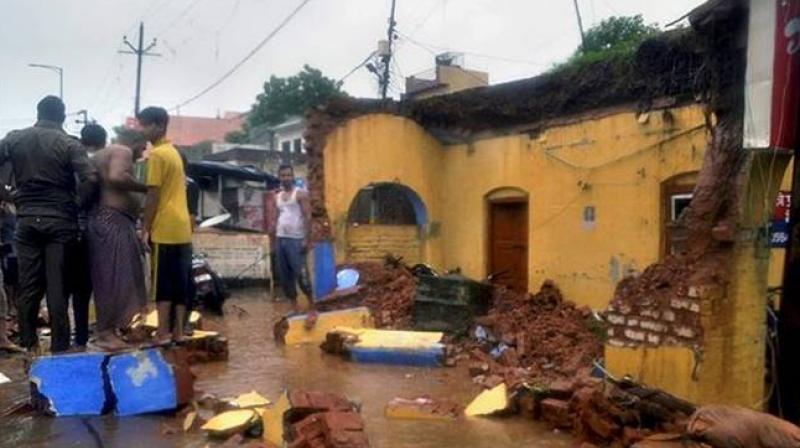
[28,63,63,99]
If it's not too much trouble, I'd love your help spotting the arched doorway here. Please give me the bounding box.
[346,183,428,263]
[486,187,529,292]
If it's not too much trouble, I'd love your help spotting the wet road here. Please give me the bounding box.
[0,289,573,447]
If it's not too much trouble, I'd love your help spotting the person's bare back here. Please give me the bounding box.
[93,145,146,217]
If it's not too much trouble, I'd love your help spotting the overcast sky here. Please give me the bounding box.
[0,0,705,137]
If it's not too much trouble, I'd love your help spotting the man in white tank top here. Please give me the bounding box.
[272,165,312,308]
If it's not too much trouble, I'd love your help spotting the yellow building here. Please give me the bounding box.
[325,106,722,309]
[307,22,791,409]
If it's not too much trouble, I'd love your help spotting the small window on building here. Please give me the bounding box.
[293,138,303,154]
[670,194,693,221]
[665,192,693,256]
[347,184,417,225]
[281,141,291,153]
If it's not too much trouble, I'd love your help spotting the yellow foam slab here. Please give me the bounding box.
[332,327,444,349]
[133,310,202,329]
[201,409,257,436]
[230,391,270,408]
[188,330,219,340]
[262,390,290,446]
[282,307,373,345]
[464,383,508,417]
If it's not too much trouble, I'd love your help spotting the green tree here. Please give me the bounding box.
[557,15,660,69]
[581,15,660,54]
[225,65,344,143]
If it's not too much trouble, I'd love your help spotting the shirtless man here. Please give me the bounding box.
[86,141,148,350]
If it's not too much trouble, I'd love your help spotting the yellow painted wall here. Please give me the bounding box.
[323,114,445,268]
[606,151,792,408]
[346,224,421,263]
[441,107,708,309]
[324,108,710,310]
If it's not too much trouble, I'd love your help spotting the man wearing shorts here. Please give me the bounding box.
[138,107,192,344]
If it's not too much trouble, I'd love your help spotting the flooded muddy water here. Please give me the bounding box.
[0,289,573,447]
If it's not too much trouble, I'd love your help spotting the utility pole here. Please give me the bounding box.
[572,0,586,52]
[120,22,160,116]
[380,0,398,100]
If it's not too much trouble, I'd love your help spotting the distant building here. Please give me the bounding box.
[270,116,306,158]
[124,111,245,148]
[404,52,489,100]
[204,143,308,178]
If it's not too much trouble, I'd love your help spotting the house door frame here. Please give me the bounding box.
[486,192,529,292]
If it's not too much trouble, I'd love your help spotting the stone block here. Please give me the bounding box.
[674,326,696,339]
[647,334,661,345]
[624,329,646,341]
[30,352,107,416]
[640,321,666,333]
[627,318,639,327]
[605,314,625,325]
[662,310,676,322]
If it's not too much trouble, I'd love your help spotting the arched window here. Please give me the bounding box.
[348,183,421,226]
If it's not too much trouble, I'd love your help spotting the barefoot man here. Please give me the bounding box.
[87,140,148,351]
[138,107,193,344]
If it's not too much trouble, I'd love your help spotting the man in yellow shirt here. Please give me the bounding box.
[138,106,193,344]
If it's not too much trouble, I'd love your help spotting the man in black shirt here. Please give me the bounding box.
[0,96,95,352]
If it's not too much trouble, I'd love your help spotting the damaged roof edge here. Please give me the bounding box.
[311,28,711,139]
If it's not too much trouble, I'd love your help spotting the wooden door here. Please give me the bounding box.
[489,201,529,292]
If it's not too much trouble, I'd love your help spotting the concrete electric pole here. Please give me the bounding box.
[120,22,160,116]
[380,0,398,99]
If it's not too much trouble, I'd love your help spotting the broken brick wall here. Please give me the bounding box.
[605,0,790,408]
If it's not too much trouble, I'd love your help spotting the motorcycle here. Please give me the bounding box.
[192,252,228,315]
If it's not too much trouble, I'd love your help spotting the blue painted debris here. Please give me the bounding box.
[313,242,337,299]
[29,352,107,416]
[108,349,177,416]
[336,268,360,290]
[29,348,188,418]
[323,328,446,367]
[347,346,444,367]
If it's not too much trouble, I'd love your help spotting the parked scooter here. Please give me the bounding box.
[192,252,228,315]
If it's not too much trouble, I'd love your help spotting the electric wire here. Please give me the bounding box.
[170,0,312,111]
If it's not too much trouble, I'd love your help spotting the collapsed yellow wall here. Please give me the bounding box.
[323,109,789,310]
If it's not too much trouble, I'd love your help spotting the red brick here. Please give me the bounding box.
[548,378,576,399]
[322,412,364,432]
[540,398,573,429]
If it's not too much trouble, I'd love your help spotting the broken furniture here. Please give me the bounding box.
[412,274,492,335]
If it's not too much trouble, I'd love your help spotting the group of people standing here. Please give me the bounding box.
[0,96,194,353]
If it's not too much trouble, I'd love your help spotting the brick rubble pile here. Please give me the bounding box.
[459,281,603,389]
[315,262,416,328]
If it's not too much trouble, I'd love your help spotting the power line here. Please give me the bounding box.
[153,0,206,38]
[396,30,540,66]
[170,0,312,111]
